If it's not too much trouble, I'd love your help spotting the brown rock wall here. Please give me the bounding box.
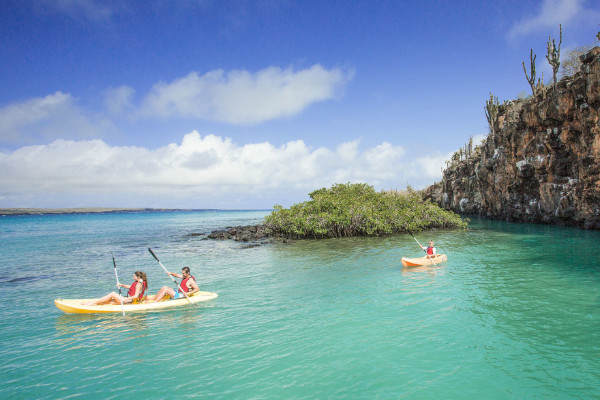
[426,47,600,229]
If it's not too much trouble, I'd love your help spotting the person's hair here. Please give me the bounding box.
[135,271,148,288]
[182,266,190,274]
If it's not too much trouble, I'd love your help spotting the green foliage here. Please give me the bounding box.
[264,183,467,239]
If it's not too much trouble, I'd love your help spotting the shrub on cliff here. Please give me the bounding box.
[264,183,467,239]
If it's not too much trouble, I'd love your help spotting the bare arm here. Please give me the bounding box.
[187,277,200,295]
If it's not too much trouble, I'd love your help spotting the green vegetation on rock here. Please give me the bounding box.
[264,183,467,239]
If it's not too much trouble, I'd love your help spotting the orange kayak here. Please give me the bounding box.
[401,254,447,267]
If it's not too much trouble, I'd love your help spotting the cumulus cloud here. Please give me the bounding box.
[139,65,353,124]
[508,0,595,39]
[0,91,113,145]
[413,151,453,181]
[1,64,351,144]
[0,131,413,208]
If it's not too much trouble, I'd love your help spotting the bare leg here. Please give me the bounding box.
[147,286,175,303]
[82,292,129,306]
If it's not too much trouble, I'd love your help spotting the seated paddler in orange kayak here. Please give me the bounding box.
[82,271,148,305]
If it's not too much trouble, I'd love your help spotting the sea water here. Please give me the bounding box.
[0,211,599,399]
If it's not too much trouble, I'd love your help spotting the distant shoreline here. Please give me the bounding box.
[0,207,212,216]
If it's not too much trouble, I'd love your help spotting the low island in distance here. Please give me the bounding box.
[0,207,213,216]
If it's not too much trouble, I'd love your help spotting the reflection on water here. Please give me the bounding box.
[55,313,150,350]
[400,264,442,277]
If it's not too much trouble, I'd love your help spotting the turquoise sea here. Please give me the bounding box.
[1,210,599,399]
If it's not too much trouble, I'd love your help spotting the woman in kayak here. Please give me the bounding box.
[147,267,199,302]
[82,271,148,305]
[422,240,436,258]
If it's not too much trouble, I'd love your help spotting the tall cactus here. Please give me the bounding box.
[468,135,473,158]
[523,49,537,96]
[546,24,562,89]
[484,92,499,137]
[536,71,546,99]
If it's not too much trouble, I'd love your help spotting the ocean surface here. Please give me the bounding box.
[0,210,599,399]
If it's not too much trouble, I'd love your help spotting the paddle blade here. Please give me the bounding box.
[148,247,159,262]
[407,229,418,241]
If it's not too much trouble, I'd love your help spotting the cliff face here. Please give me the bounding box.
[426,47,600,229]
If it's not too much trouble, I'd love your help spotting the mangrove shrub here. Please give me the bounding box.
[264,183,467,239]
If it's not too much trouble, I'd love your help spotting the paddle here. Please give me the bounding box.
[406,229,426,253]
[148,248,191,303]
[406,229,434,265]
[112,252,125,316]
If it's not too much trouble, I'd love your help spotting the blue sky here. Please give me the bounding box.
[1,0,599,209]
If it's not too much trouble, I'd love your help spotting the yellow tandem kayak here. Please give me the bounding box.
[401,254,447,267]
[54,291,218,314]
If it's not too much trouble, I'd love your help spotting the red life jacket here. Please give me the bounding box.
[127,281,146,299]
[179,276,195,293]
[426,246,435,255]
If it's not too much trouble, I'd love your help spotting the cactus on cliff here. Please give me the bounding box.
[523,49,537,96]
[484,92,499,137]
[461,135,473,160]
[546,24,562,89]
[536,72,546,99]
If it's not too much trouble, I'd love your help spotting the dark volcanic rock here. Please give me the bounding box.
[208,225,271,243]
[207,230,232,240]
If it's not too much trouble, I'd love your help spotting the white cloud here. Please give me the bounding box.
[0,91,113,145]
[1,64,352,144]
[508,0,594,39]
[104,86,135,116]
[0,131,412,208]
[41,0,114,22]
[139,65,354,124]
[412,152,453,184]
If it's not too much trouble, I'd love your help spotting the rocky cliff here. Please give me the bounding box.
[425,47,600,229]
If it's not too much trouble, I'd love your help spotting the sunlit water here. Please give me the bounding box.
[0,211,599,399]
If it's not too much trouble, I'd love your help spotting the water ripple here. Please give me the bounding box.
[1,213,600,398]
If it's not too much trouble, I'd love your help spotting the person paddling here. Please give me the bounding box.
[147,267,199,303]
[82,271,148,306]
[421,240,436,259]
